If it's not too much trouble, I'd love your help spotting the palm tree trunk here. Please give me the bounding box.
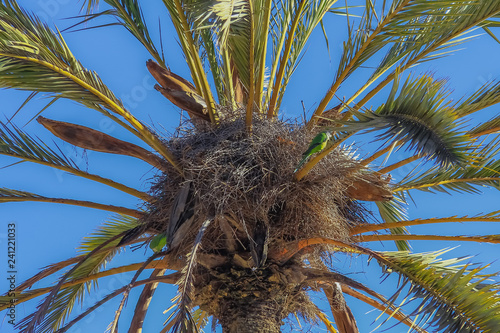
[219,299,283,333]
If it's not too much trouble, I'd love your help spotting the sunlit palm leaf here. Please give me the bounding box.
[76,1,164,65]
[375,193,409,251]
[395,159,500,194]
[312,0,500,124]
[0,2,181,172]
[374,249,500,332]
[455,80,500,117]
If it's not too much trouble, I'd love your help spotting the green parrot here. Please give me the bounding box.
[295,131,332,172]
[149,233,167,253]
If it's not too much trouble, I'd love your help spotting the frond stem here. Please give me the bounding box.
[341,285,428,332]
[172,0,218,124]
[394,177,500,192]
[0,53,183,175]
[1,153,151,201]
[351,216,500,235]
[307,0,412,127]
[267,0,308,118]
[246,0,255,133]
[378,155,421,174]
[2,196,142,218]
[356,234,500,244]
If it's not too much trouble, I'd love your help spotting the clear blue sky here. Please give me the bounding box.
[1,1,499,332]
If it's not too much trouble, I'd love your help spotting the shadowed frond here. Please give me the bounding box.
[375,193,409,251]
[373,249,500,333]
[346,74,472,167]
[15,215,138,333]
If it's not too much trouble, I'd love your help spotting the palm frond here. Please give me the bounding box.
[340,0,500,120]
[0,120,154,201]
[0,2,182,172]
[15,215,138,332]
[161,0,218,123]
[341,285,428,333]
[129,268,167,332]
[0,259,175,311]
[267,0,338,116]
[359,234,500,245]
[375,194,409,251]
[311,0,500,124]
[56,273,181,333]
[394,159,500,194]
[469,116,500,137]
[75,0,164,65]
[352,211,500,235]
[455,80,500,117]
[345,74,472,167]
[165,219,211,333]
[0,187,142,217]
[372,249,500,332]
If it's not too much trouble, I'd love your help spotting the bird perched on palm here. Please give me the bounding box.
[295,130,332,172]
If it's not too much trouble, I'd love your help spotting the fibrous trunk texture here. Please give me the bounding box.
[219,298,283,333]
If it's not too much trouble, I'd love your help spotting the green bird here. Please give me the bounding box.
[295,131,332,172]
[149,233,167,253]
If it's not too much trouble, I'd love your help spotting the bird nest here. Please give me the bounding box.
[143,115,368,261]
[132,113,390,325]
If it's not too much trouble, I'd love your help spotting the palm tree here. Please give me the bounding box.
[1,0,500,332]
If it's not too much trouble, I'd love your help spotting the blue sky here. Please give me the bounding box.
[0,1,499,332]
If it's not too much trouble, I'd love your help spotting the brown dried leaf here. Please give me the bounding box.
[37,116,166,170]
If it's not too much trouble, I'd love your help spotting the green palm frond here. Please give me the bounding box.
[0,121,150,200]
[165,219,211,333]
[15,215,138,332]
[0,187,142,217]
[75,1,164,65]
[312,0,500,123]
[469,116,500,137]
[373,249,500,332]
[455,80,500,117]
[395,158,500,194]
[0,121,76,168]
[346,74,472,167]
[161,0,218,123]
[189,0,254,99]
[376,193,409,251]
[0,2,181,172]
[267,0,338,115]
[352,210,500,235]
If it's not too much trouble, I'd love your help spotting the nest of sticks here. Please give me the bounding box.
[144,115,367,258]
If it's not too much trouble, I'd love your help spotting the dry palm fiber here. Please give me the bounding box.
[143,115,368,258]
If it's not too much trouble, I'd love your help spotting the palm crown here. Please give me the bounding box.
[1,0,500,332]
